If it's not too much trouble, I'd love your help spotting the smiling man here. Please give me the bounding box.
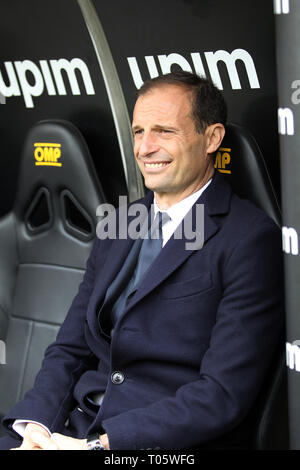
[132,79,224,208]
[0,71,283,450]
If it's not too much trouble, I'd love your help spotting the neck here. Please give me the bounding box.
[154,168,215,210]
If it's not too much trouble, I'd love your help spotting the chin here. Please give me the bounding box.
[144,177,170,193]
[145,182,167,193]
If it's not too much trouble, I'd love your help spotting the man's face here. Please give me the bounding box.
[132,84,219,207]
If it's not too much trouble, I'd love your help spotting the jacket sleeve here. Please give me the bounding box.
[102,223,284,450]
[2,238,100,434]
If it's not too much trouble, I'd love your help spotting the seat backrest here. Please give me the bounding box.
[217,123,288,449]
[0,119,105,417]
[216,122,281,226]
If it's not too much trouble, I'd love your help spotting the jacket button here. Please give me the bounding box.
[111,371,125,384]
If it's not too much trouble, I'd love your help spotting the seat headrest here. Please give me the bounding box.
[215,123,281,226]
[13,120,106,265]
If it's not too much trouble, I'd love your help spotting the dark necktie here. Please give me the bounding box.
[110,211,170,327]
[132,211,169,289]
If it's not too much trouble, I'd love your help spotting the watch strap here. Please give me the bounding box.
[86,433,106,450]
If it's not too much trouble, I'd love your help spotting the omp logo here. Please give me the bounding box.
[128,48,260,91]
[282,226,299,255]
[286,342,300,371]
[0,58,95,108]
[274,0,290,14]
[34,142,62,167]
[214,147,231,174]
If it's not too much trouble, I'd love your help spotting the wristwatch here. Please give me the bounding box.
[86,433,106,450]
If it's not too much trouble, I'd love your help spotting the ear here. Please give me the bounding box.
[205,124,225,155]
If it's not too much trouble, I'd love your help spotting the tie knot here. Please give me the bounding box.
[150,211,170,239]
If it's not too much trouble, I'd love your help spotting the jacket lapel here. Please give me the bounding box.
[125,172,232,311]
[93,191,154,305]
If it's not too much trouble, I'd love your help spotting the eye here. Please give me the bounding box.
[133,129,143,137]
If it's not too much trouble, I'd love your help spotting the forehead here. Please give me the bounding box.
[132,85,193,125]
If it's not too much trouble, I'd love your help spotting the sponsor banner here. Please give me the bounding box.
[0,58,95,108]
[286,341,300,372]
[127,48,260,91]
[0,340,5,365]
[275,0,300,449]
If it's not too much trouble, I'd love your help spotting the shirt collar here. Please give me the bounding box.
[153,179,212,224]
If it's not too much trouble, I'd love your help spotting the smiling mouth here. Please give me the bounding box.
[144,162,171,169]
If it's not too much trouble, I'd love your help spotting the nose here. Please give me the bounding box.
[136,132,159,158]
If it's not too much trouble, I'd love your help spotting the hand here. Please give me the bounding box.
[11,422,110,450]
[50,433,87,450]
[11,423,57,450]
[99,433,110,450]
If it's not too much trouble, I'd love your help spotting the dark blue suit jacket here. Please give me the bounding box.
[3,172,284,449]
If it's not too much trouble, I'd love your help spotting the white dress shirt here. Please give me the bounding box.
[154,179,211,246]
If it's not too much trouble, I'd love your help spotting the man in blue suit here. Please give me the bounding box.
[0,71,283,450]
